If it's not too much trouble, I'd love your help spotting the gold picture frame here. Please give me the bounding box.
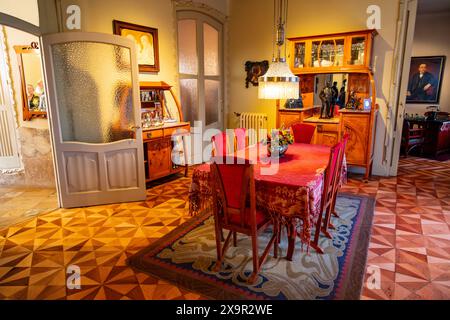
[113,20,160,73]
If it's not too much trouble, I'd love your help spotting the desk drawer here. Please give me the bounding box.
[143,129,163,140]
[164,124,190,137]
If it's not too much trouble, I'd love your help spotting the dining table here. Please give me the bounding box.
[188,142,347,260]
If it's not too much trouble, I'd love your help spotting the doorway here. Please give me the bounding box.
[176,10,225,163]
[390,0,450,173]
[0,23,58,228]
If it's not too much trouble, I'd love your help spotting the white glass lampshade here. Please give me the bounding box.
[258,60,299,99]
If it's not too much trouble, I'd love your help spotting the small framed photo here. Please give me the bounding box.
[406,56,445,104]
[113,20,160,73]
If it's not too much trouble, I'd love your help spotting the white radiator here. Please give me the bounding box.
[239,112,268,145]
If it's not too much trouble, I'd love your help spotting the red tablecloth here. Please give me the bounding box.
[188,143,346,248]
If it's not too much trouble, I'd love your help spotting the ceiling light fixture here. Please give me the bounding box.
[258,0,299,100]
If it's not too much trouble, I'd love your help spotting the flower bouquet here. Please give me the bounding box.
[262,127,294,157]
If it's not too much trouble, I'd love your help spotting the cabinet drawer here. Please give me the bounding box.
[143,129,163,140]
[279,112,301,128]
[164,124,190,137]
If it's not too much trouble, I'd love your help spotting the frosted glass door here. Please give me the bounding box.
[42,32,146,208]
[177,11,223,132]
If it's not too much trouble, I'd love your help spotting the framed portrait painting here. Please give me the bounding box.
[113,20,160,73]
[406,56,445,104]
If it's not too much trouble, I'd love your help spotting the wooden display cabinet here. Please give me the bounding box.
[288,29,376,74]
[139,82,190,184]
[278,29,379,181]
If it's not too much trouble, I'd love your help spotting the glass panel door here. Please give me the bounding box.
[51,42,135,144]
[41,32,146,208]
[177,11,224,163]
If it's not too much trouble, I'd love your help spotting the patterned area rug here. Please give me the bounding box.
[128,193,375,300]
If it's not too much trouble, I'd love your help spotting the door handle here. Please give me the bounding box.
[130,125,141,131]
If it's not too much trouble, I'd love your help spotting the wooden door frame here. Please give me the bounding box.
[388,0,418,176]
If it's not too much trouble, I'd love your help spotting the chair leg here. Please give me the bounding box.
[286,222,296,261]
[330,194,339,218]
[214,231,223,271]
[321,205,333,239]
[311,211,325,255]
[232,231,237,247]
[248,230,260,284]
[214,230,233,271]
[273,220,278,259]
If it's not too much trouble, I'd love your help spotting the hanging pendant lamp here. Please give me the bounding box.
[258,0,299,100]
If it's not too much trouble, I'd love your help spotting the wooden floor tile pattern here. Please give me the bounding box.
[0,157,449,300]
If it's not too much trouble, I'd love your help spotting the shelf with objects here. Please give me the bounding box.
[278,29,378,181]
[139,81,190,184]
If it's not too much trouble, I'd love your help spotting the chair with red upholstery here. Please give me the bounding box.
[311,141,342,254]
[210,157,277,283]
[291,123,316,144]
[234,128,248,151]
[211,132,229,157]
[322,133,349,234]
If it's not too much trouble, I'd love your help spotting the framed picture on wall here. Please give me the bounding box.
[406,56,445,104]
[113,20,160,73]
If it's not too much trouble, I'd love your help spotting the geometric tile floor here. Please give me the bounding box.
[341,157,450,300]
[0,157,448,300]
[0,187,58,229]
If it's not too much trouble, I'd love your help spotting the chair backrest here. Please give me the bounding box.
[212,132,228,157]
[322,142,342,206]
[291,123,316,144]
[234,128,247,151]
[210,158,256,229]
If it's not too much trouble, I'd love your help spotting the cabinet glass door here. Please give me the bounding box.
[293,41,306,68]
[311,38,345,67]
[349,36,366,66]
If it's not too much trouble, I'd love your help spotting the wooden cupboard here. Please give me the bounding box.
[278,29,378,181]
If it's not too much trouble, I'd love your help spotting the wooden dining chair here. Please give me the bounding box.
[311,142,342,254]
[322,133,349,235]
[291,123,316,144]
[211,132,229,157]
[234,128,248,151]
[210,158,277,284]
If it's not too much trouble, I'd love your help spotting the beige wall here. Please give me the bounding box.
[0,0,39,26]
[228,0,401,176]
[406,11,450,115]
[56,0,228,119]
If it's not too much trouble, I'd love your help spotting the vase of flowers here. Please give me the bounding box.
[262,128,294,157]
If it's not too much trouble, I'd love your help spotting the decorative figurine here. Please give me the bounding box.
[346,90,362,110]
[319,82,336,119]
[337,79,347,108]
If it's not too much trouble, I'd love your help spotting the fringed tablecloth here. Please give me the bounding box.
[188,143,346,256]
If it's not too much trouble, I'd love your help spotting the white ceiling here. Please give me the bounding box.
[417,0,450,14]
